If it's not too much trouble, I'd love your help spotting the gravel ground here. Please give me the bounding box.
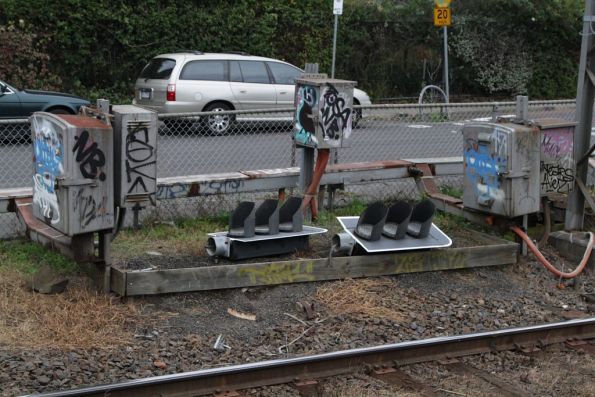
[1,232,594,396]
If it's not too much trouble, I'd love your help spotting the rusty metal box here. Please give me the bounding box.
[463,122,541,217]
[31,112,114,235]
[535,118,575,196]
[293,75,355,149]
[112,105,158,208]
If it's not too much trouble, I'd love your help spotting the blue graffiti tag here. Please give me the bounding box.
[295,85,318,146]
[32,116,64,224]
[34,128,64,194]
[464,143,507,206]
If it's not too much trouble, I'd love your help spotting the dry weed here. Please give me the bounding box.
[316,278,405,322]
[0,269,151,350]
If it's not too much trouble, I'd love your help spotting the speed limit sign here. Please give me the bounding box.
[434,6,451,27]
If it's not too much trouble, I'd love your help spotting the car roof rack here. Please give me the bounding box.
[175,50,204,55]
[222,51,250,56]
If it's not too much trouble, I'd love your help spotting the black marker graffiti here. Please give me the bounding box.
[74,190,109,228]
[540,162,574,193]
[73,130,106,180]
[125,122,156,197]
[319,83,351,140]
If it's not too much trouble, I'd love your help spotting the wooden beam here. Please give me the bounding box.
[116,237,517,296]
[575,177,595,213]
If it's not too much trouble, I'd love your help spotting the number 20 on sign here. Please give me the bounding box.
[434,6,451,27]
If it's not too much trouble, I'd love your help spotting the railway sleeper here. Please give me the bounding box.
[441,358,530,397]
[369,366,440,396]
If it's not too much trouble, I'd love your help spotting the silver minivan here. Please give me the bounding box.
[133,51,372,134]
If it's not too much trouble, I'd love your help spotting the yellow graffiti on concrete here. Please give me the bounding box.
[238,261,315,285]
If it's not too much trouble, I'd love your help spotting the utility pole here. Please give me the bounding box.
[331,0,343,78]
[565,0,595,230]
[434,1,451,102]
[443,25,449,102]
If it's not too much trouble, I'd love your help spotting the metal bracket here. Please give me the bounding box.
[56,178,97,188]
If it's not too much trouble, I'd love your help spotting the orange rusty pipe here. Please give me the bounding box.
[511,225,594,279]
[301,149,330,220]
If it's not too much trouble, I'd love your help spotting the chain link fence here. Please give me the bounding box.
[1,100,589,238]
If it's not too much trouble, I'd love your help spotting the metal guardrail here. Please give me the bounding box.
[0,100,583,238]
[0,158,464,212]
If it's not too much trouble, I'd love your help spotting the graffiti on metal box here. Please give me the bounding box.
[73,130,106,180]
[540,163,574,193]
[74,190,111,228]
[319,83,352,144]
[295,85,318,146]
[125,121,156,197]
[32,116,64,224]
[464,138,507,207]
[540,128,574,194]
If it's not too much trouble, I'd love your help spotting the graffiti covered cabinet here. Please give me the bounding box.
[112,105,157,208]
[32,112,114,235]
[463,122,540,217]
[293,75,355,149]
[535,118,575,197]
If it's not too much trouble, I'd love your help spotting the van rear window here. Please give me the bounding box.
[139,58,176,80]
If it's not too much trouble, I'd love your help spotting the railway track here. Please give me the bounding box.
[26,318,595,397]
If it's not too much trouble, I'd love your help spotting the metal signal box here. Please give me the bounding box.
[463,122,540,217]
[112,105,158,208]
[534,118,575,197]
[31,112,114,235]
[293,75,355,149]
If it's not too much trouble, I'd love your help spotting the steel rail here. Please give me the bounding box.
[24,318,595,397]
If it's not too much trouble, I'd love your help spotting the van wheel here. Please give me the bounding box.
[204,102,234,135]
[49,108,72,115]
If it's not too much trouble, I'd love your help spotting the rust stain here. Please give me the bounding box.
[187,183,200,197]
[57,115,111,129]
[429,192,463,205]
[327,160,412,173]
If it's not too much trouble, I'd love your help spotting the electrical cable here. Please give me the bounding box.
[511,225,594,279]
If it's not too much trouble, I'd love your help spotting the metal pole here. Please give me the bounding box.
[331,14,338,78]
[522,215,528,256]
[565,0,595,231]
[515,95,529,121]
[443,26,449,102]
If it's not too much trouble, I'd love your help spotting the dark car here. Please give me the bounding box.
[0,80,90,119]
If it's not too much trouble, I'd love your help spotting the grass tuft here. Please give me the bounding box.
[0,239,77,275]
[113,214,229,259]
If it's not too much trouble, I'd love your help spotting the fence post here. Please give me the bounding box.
[515,95,529,121]
[491,104,499,122]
